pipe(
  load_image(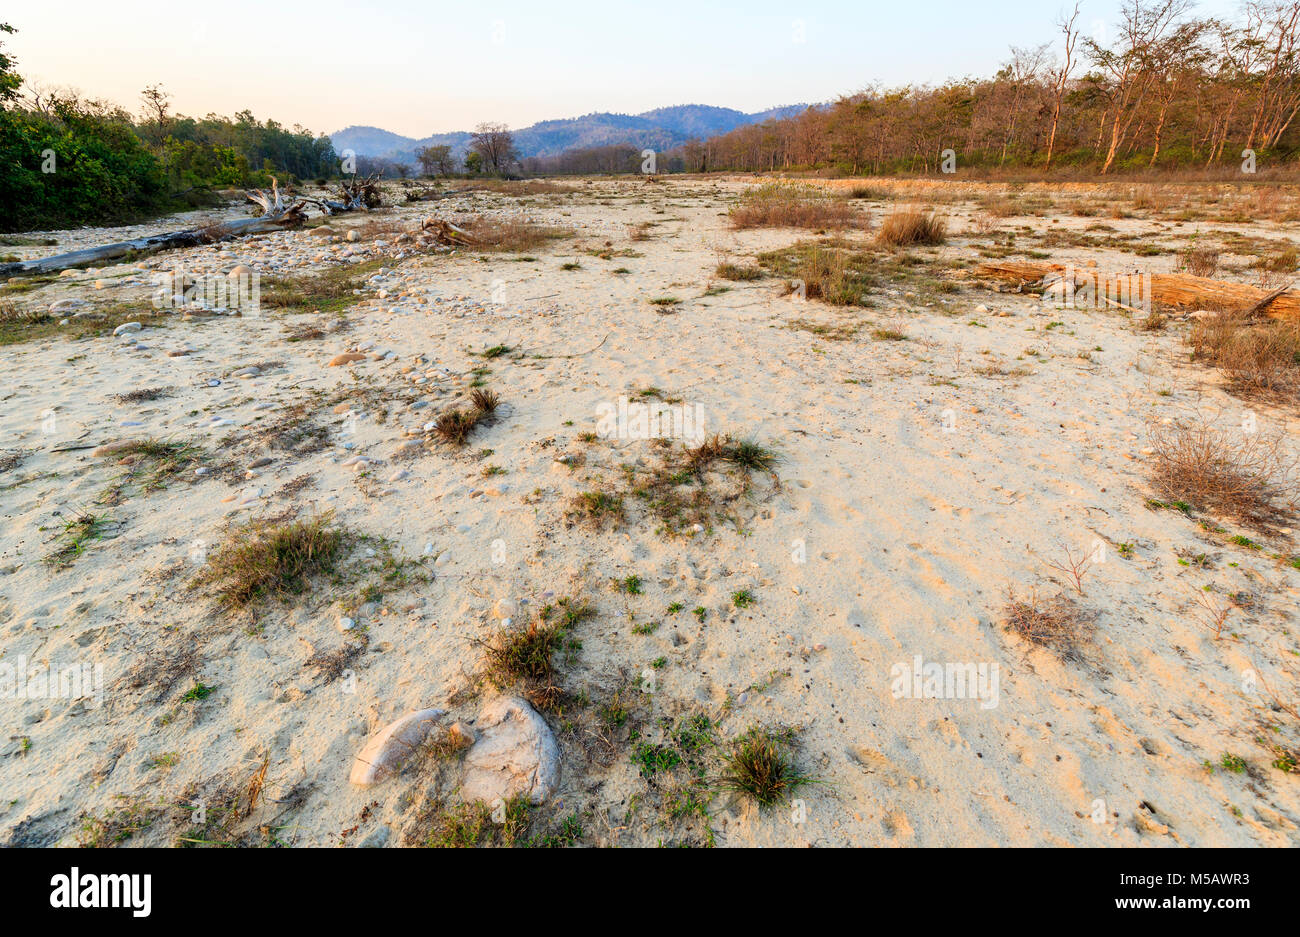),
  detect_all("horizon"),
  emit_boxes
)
[8,0,1243,139]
